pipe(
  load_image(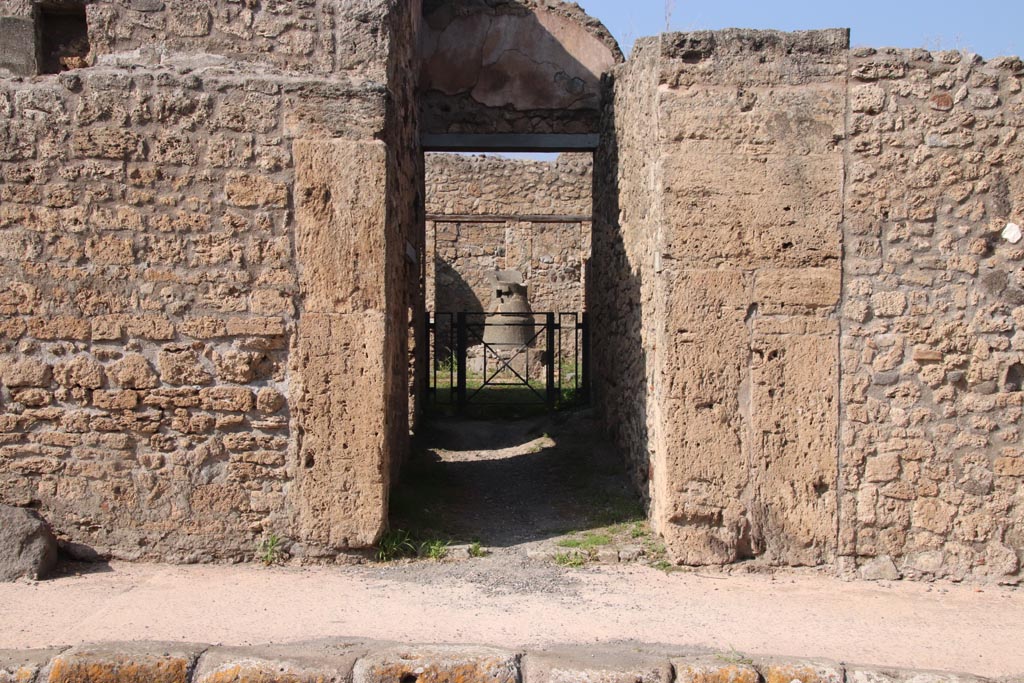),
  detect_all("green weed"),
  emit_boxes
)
[554,551,586,568]
[376,529,417,562]
[557,532,612,550]
[256,533,284,566]
[419,538,450,560]
[469,541,486,558]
